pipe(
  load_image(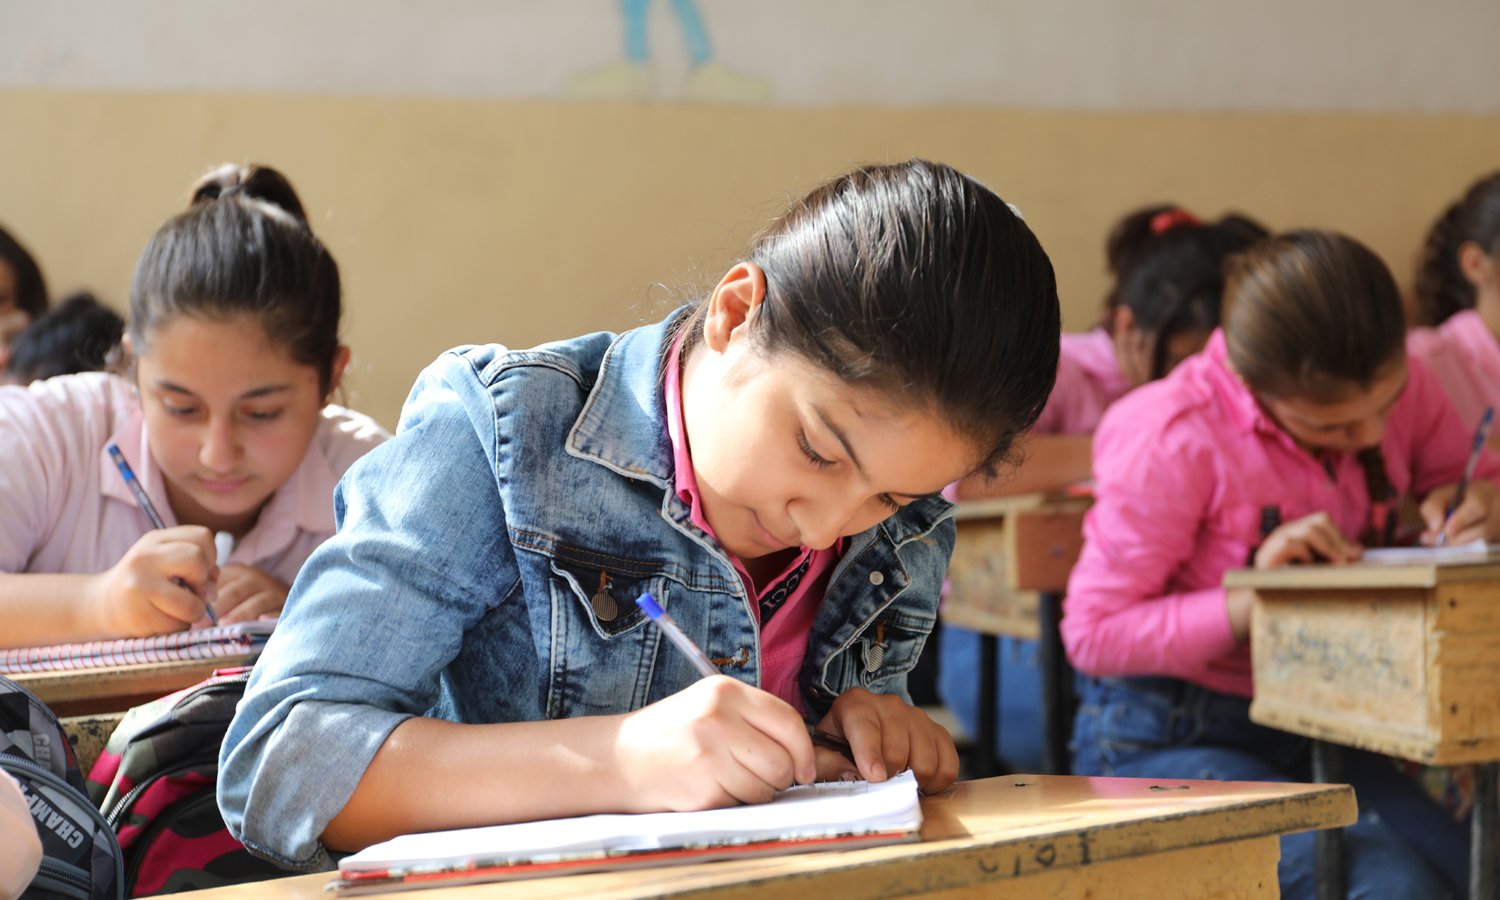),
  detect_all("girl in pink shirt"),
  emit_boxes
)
[0,165,388,649]
[1066,230,1499,899]
[940,206,1267,771]
[1407,171,1500,433]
